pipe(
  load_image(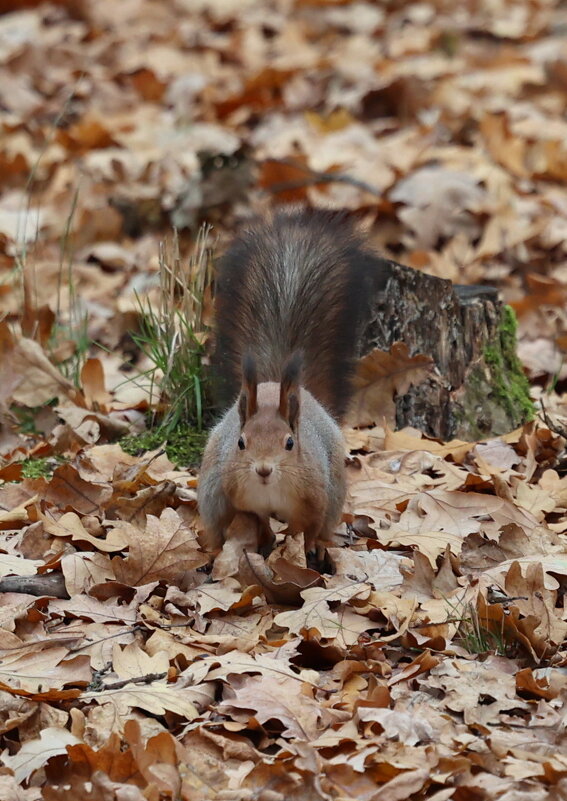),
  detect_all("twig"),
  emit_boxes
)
[0,572,68,598]
[539,396,567,439]
[101,671,168,691]
[261,157,383,198]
